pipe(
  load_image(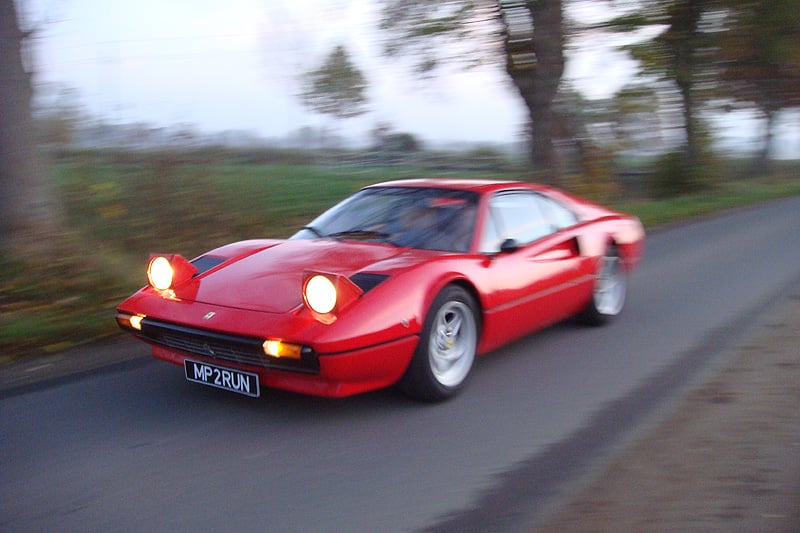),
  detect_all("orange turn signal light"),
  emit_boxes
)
[263,339,303,359]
